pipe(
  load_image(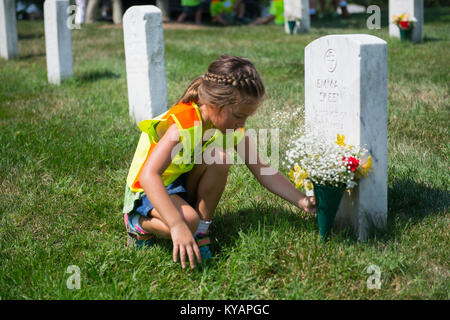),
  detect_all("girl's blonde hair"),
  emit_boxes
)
[177,55,265,109]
